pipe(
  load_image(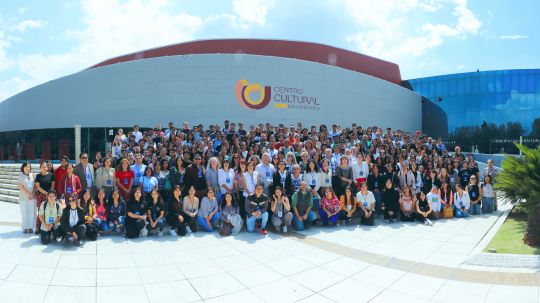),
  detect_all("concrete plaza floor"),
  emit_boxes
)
[0,201,538,303]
